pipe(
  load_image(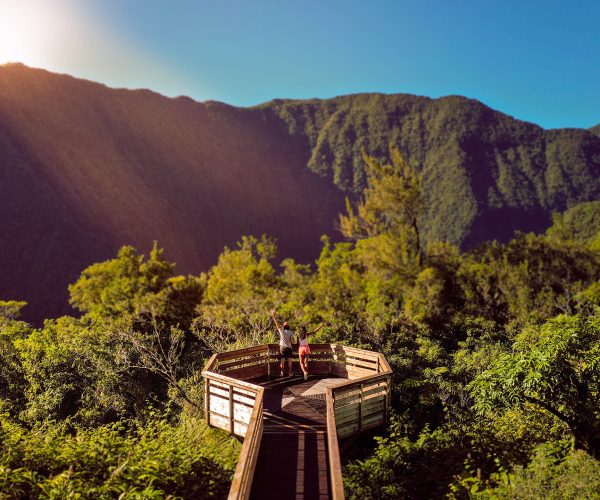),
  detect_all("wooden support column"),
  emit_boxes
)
[358,383,363,434]
[229,385,234,434]
[205,378,211,426]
